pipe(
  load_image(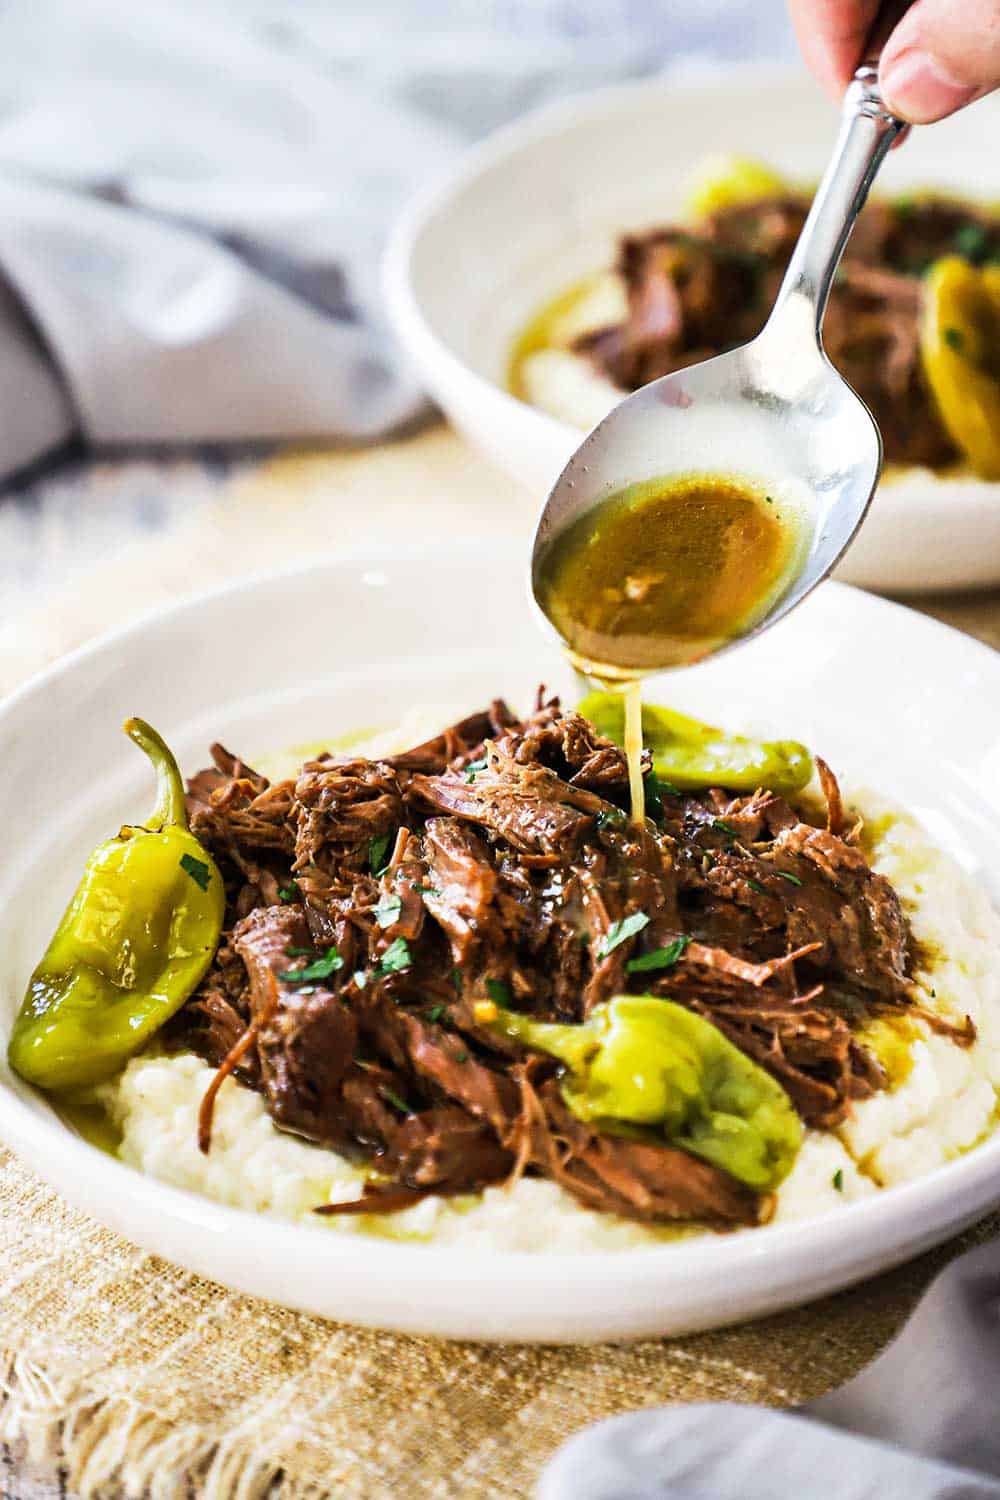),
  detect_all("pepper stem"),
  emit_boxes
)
[123,718,189,830]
